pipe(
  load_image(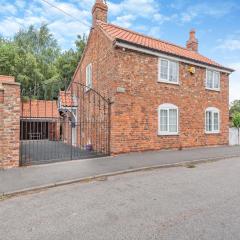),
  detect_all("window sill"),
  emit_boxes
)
[158,133,179,136]
[205,88,220,92]
[205,131,220,135]
[158,80,179,85]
